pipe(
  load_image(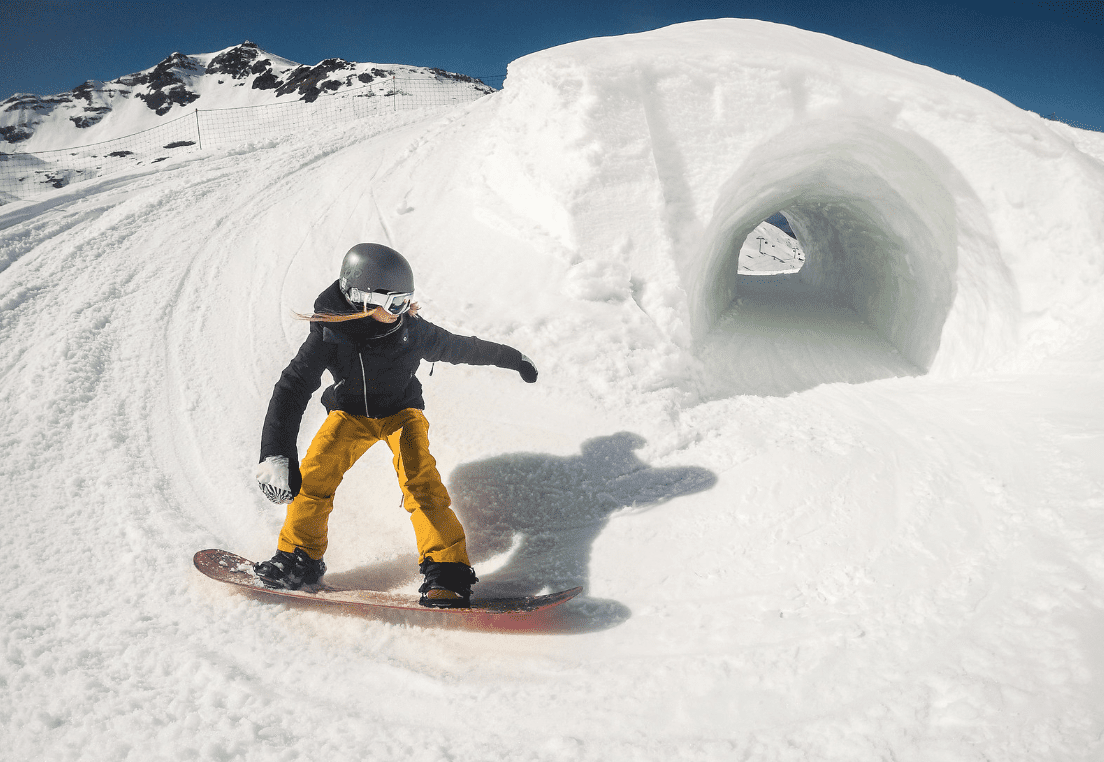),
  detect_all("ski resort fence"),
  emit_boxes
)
[0,74,497,204]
